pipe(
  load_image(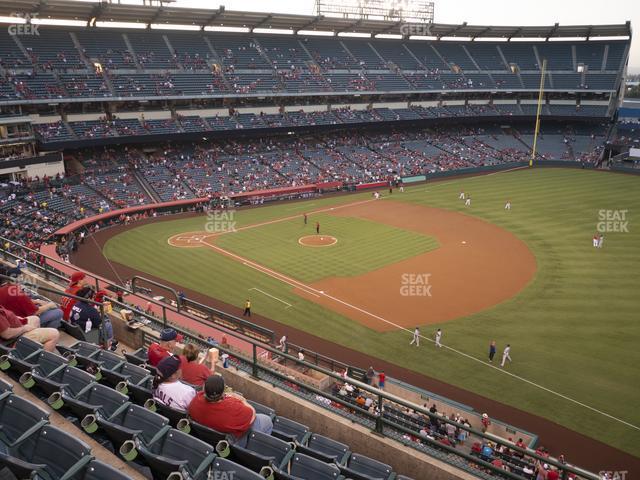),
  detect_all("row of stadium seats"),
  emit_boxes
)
[0,375,130,479]
[0,28,627,73]
[1,70,620,101]
[0,337,413,479]
[34,104,609,143]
